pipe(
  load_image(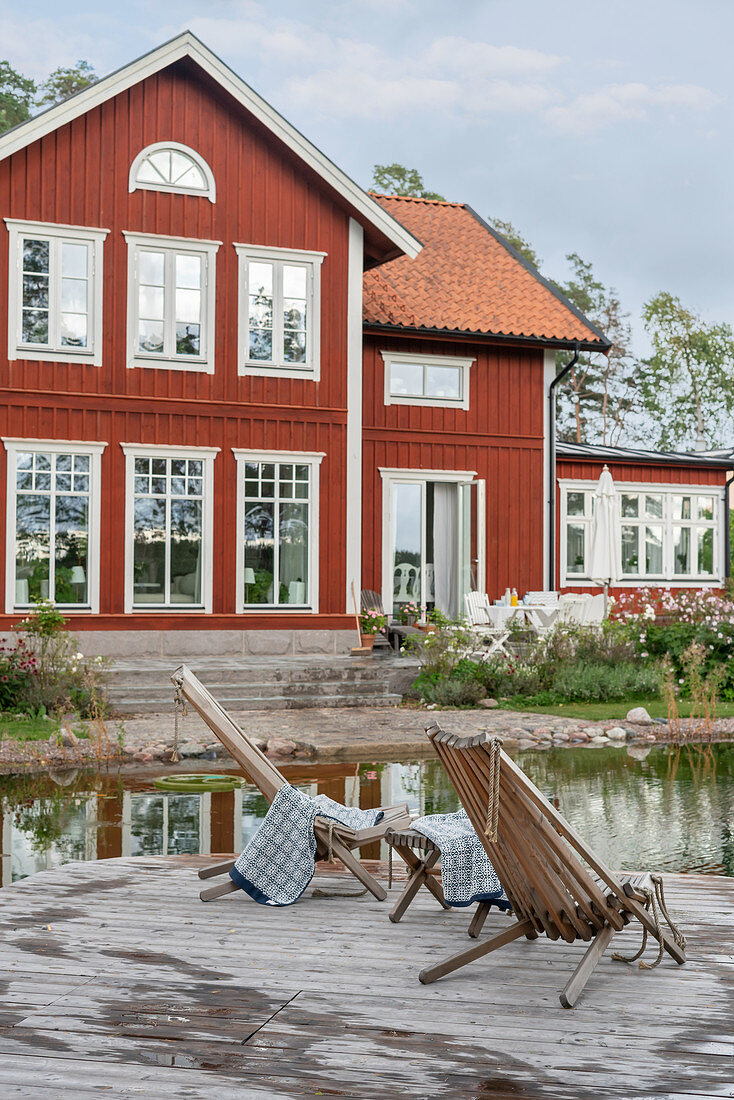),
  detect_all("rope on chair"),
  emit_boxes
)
[484,737,502,843]
[612,874,687,969]
[171,674,188,765]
